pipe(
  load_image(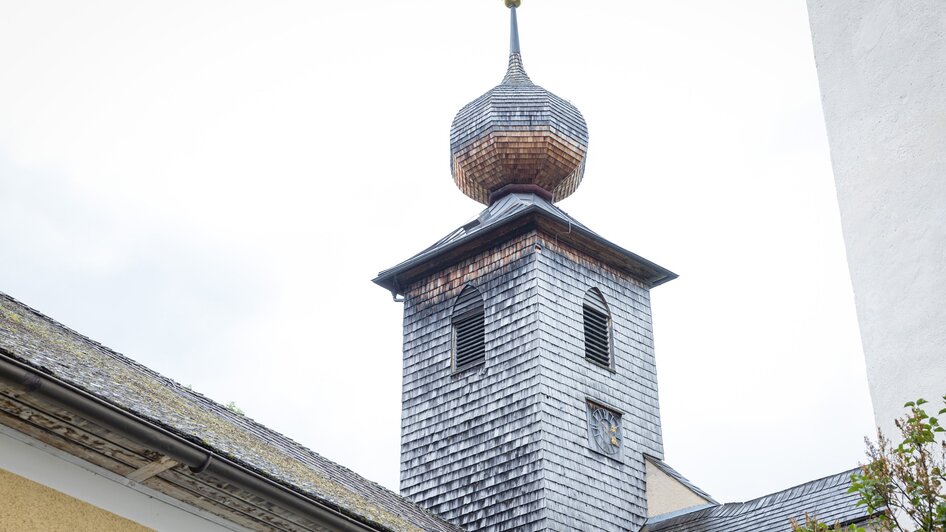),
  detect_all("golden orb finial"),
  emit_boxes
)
[505,0,521,8]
